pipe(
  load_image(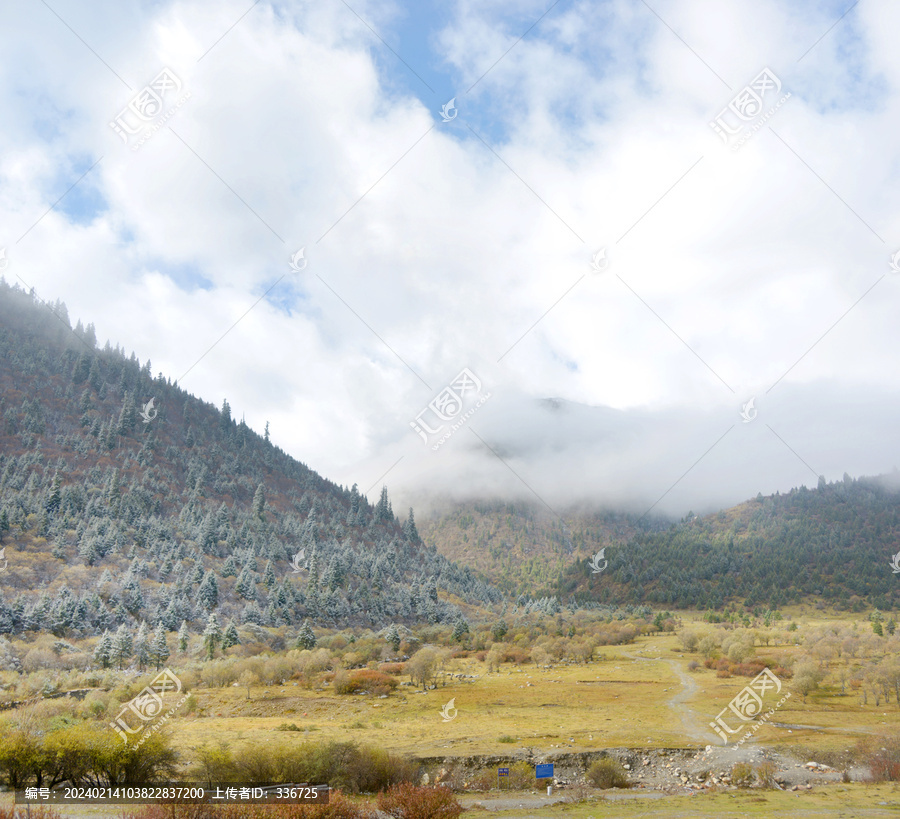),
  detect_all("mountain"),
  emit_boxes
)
[552,473,900,612]
[0,280,501,640]
[418,500,665,597]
